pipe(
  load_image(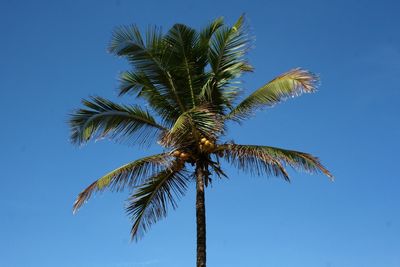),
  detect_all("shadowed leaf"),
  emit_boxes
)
[73,153,173,213]
[126,166,189,241]
[69,96,166,146]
